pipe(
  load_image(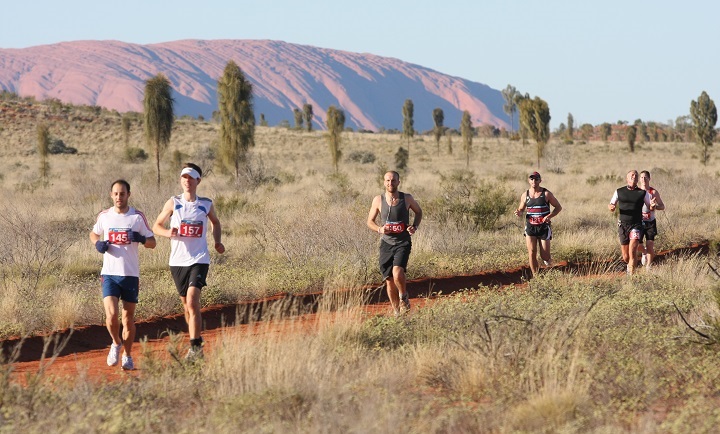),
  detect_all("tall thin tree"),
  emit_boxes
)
[567,113,574,142]
[501,85,519,132]
[690,91,718,165]
[460,110,473,168]
[402,99,414,154]
[626,124,637,152]
[37,123,50,181]
[217,60,255,179]
[293,108,304,130]
[519,97,551,168]
[303,103,313,132]
[432,108,444,155]
[143,74,175,186]
[326,105,345,172]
